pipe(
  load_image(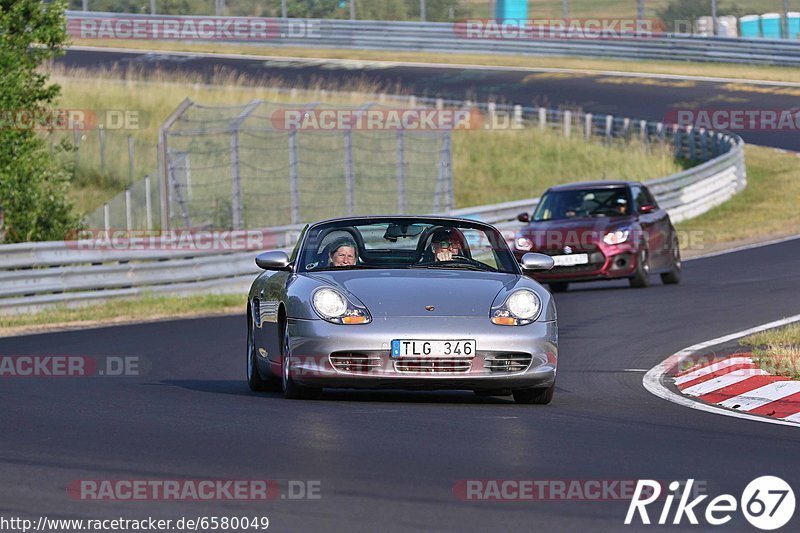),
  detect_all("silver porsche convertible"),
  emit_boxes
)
[246,216,559,404]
